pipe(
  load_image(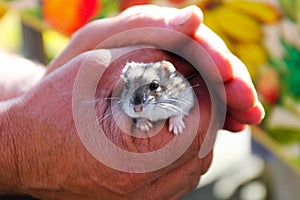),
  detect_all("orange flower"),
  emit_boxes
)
[43,0,100,35]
